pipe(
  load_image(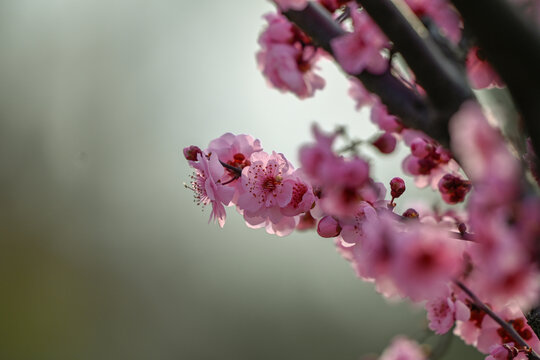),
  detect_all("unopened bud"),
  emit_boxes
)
[372,132,397,154]
[183,146,202,161]
[438,174,471,204]
[402,208,419,219]
[317,216,341,238]
[390,177,406,199]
